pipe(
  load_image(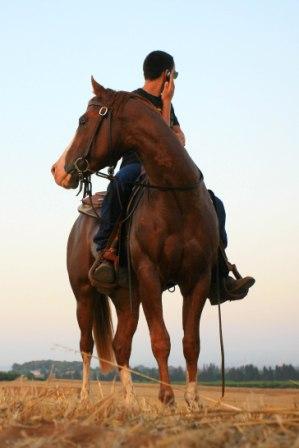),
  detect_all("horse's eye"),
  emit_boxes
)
[79,115,87,126]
